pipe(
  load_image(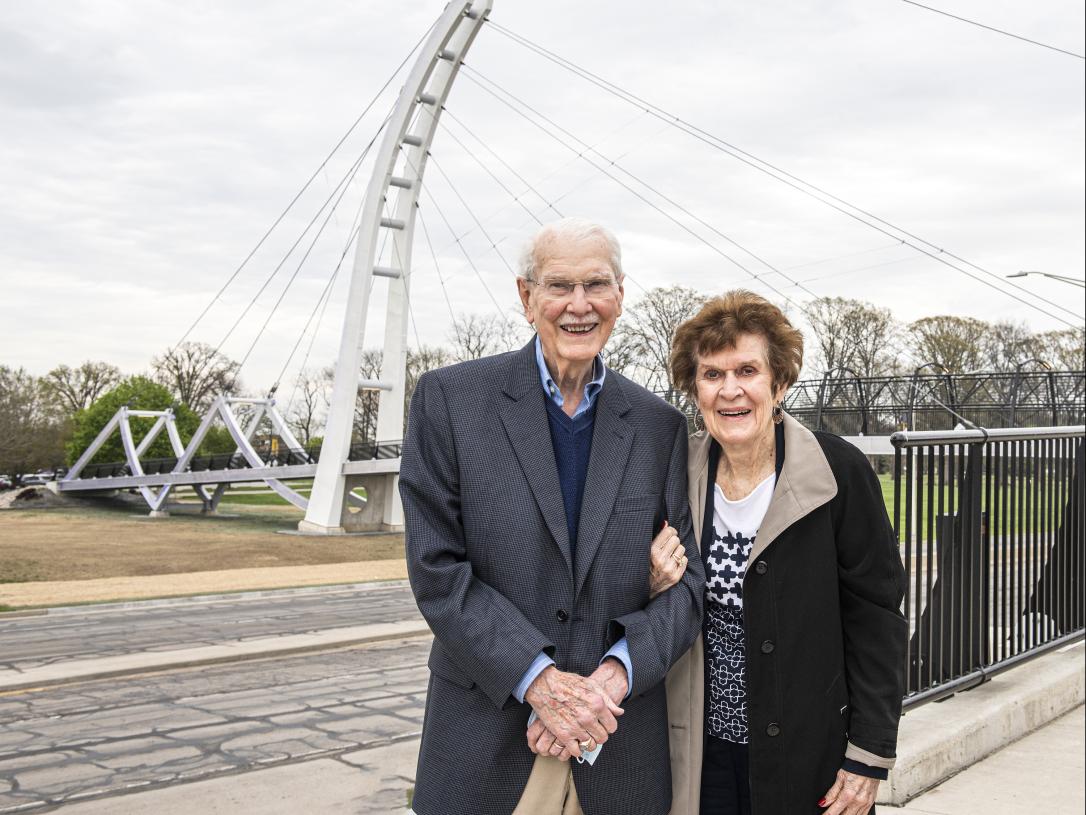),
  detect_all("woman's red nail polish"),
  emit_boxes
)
[818,799,827,807]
